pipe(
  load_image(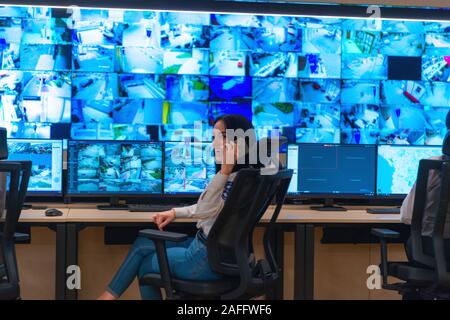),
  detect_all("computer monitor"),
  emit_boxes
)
[67,140,163,196]
[7,139,63,195]
[287,144,376,207]
[164,141,216,195]
[376,145,442,197]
